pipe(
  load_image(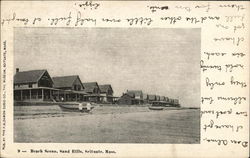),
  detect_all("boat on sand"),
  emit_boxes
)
[57,102,94,112]
[148,106,164,110]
